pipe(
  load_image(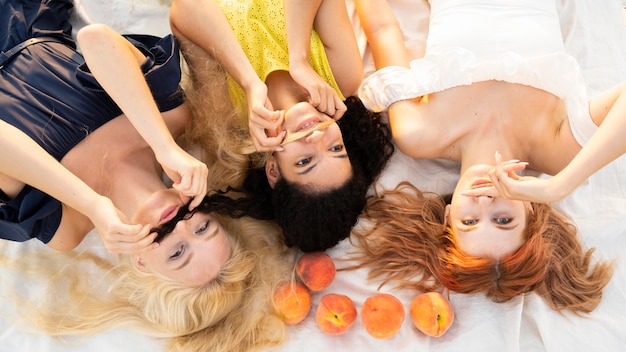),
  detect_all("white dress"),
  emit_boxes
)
[358,0,596,146]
